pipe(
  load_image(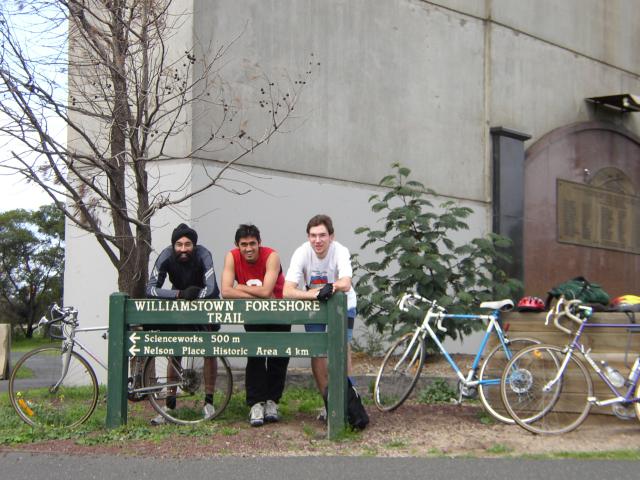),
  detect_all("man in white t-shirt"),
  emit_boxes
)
[283,214,356,406]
